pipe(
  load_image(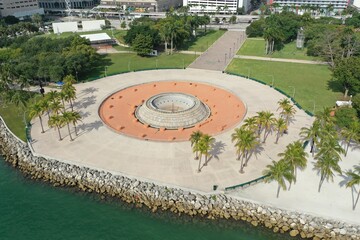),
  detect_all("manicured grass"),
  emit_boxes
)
[180,30,226,52]
[82,53,197,81]
[226,59,343,113]
[0,94,42,141]
[112,45,131,51]
[238,38,319,61]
